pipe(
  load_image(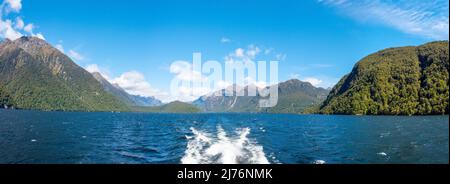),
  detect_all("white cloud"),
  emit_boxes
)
[55,44,64,53]
[225,45,260,64]
[300,76,339,88]
[17,22,45,40]
[220,37,231,43]
[319,0,449,39]
[244,77,267,89]
[221,44,284,89]
[4,0,22,12]
[225,44,286,65]
[0,0,44,40]
[21,23,45,40]
[85,64,109,78]
[112,71,151,95]
[264,48,274,55]
[167,59,269,102]
[290,73,338,88]
[217,80,232,90]
[170,60,211,102]
[289,73,300,79]
[246,45,261,58]
[275,53,287,61]
[86,44,286,103]
[23,23,32,33]
[33,33,44,40]
[170,61,208,82]
[303,77,323,87]
[111,71,169,101]
[14,17,23,29]
[84,64,170,102]
[85,64,100,73]
[0,19,22,40]
[68,50,84,61]
[234,48,245,57]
